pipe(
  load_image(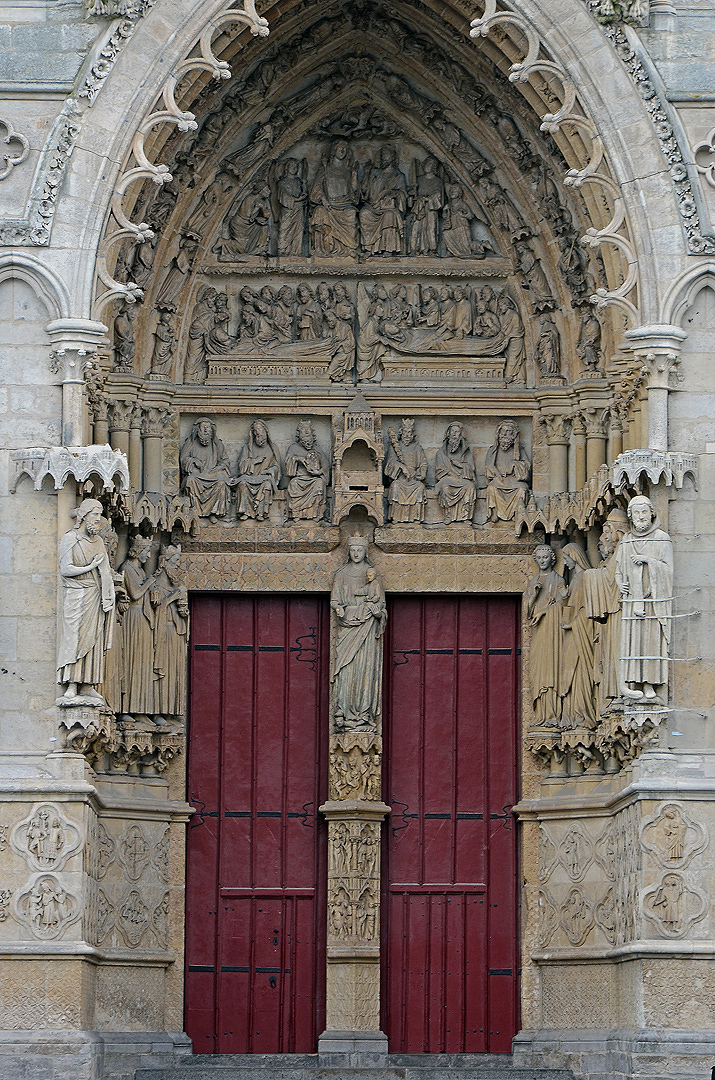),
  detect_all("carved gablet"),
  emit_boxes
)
[319,537,390,1063]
